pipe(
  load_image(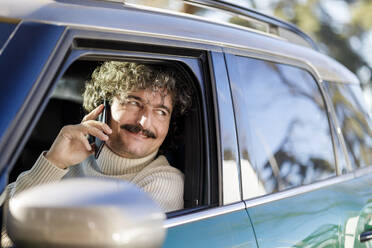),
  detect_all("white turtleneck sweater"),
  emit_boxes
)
[8,145,184,212]
[1,146,184,247]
